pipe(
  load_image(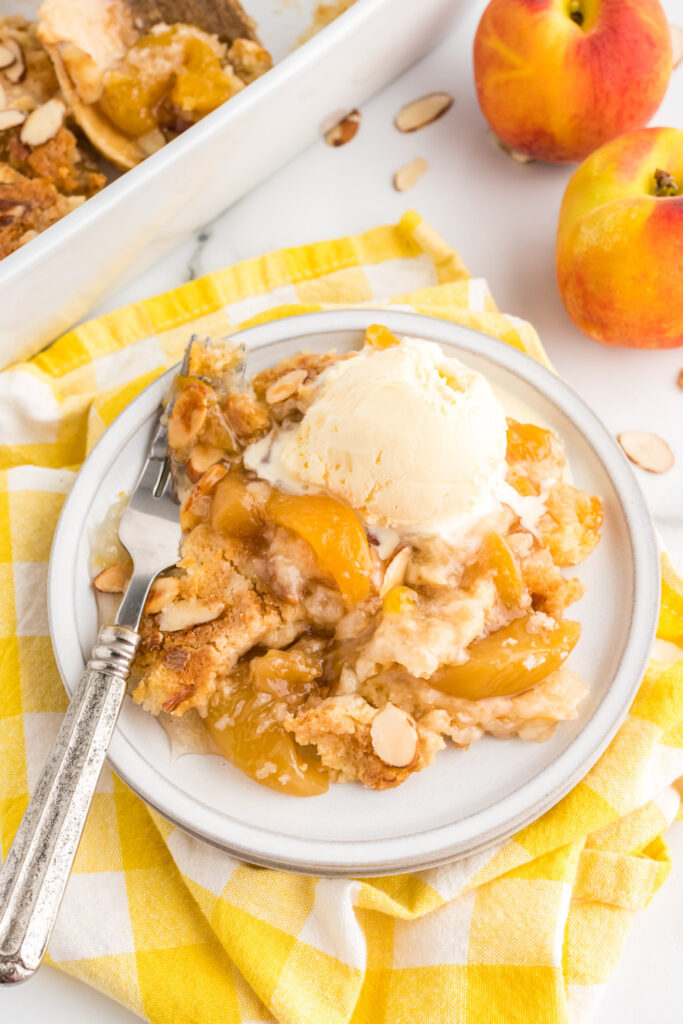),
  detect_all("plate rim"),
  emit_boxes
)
[48,309,660,874]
